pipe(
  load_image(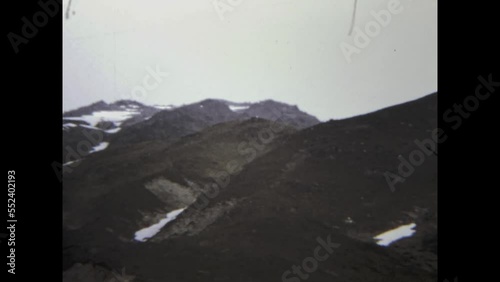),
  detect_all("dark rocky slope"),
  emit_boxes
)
[63,93,437,282]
